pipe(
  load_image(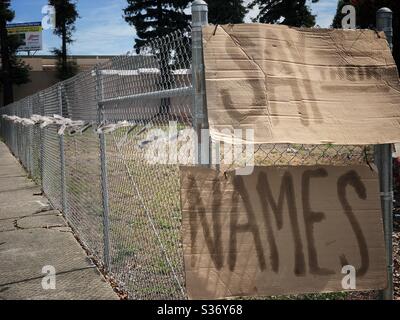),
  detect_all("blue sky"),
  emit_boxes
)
[11,0,338,56]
